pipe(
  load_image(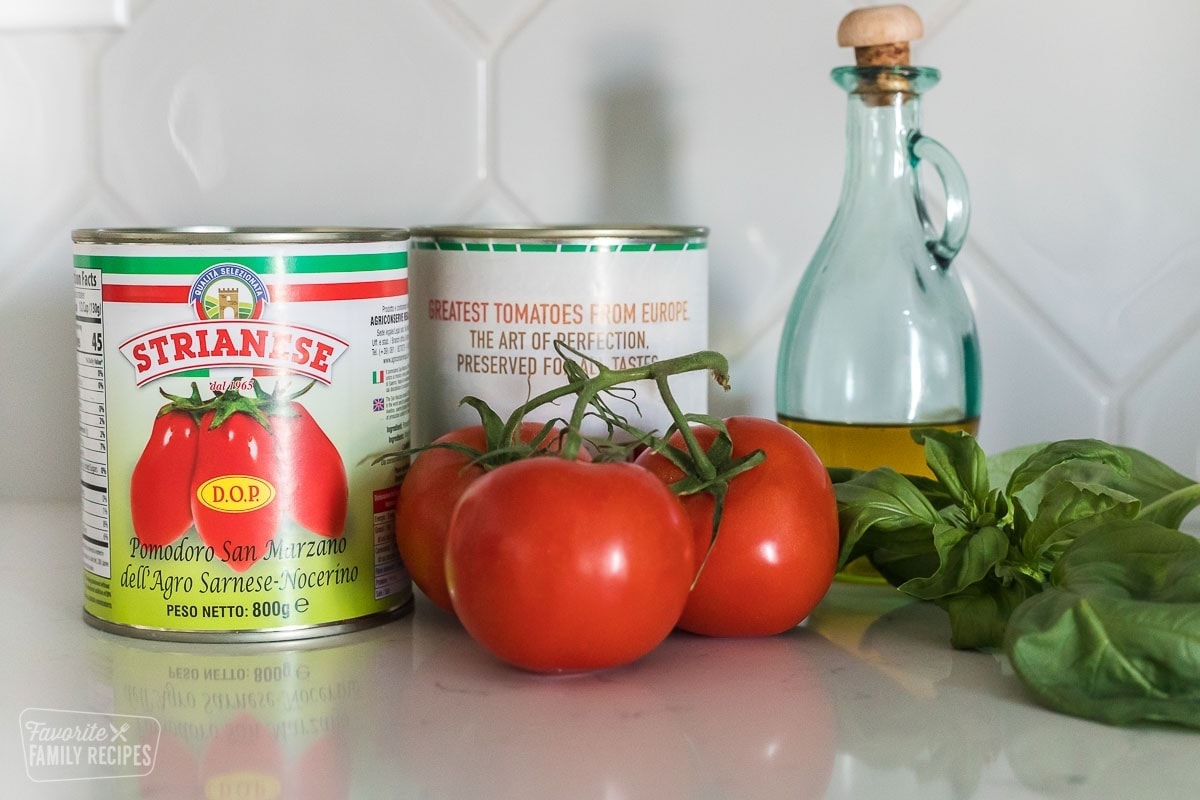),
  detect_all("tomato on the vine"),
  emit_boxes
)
[635,416,839,637]
[395,422,585,613]
[445,458,695,672]
[130,409,199,547]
